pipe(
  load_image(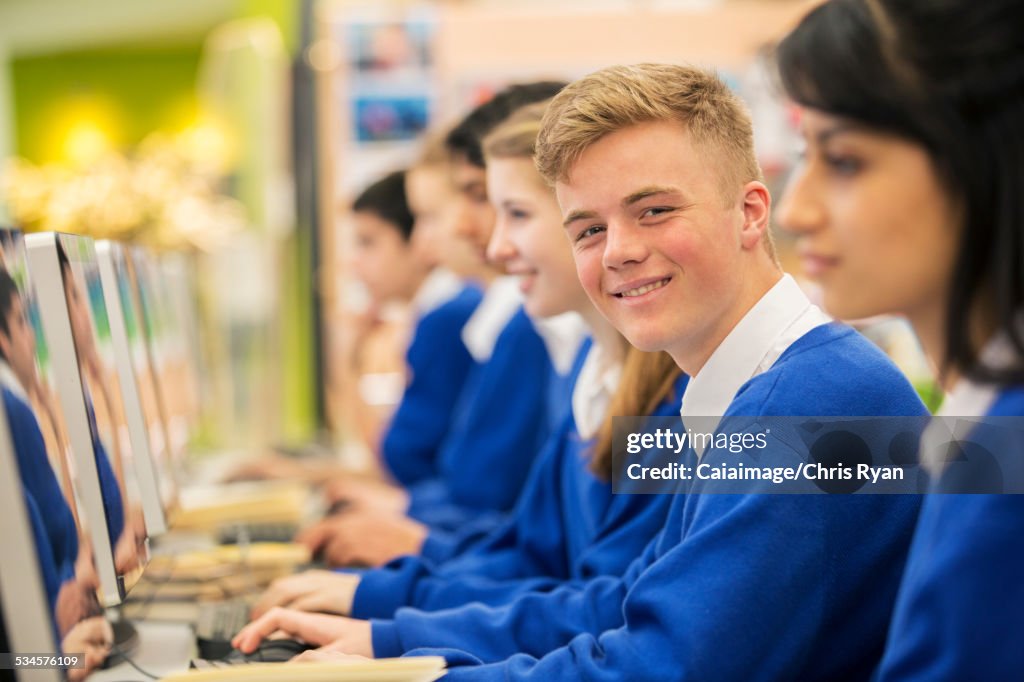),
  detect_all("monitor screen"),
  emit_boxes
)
[97,241,179,535]
[24,232,150,606]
